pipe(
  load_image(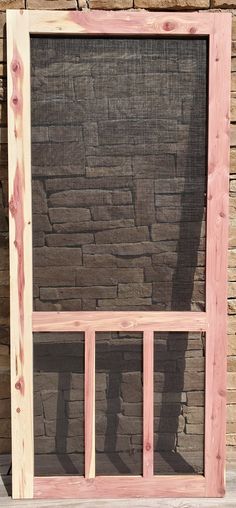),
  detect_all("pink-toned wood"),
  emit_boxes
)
[28,10,215,36]
[32,311,208,332]
[143,330,154,478]
[205,13,231,498]
[85,329,95,479]
[34,475,206,499]
[7,9,33,499]
[6,9,231,500]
